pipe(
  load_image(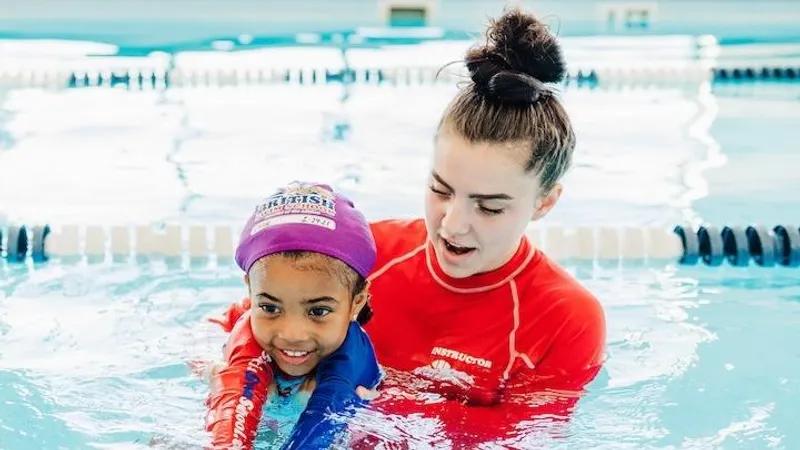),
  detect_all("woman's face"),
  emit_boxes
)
[246,255,366,377]
[424,128,562,278]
